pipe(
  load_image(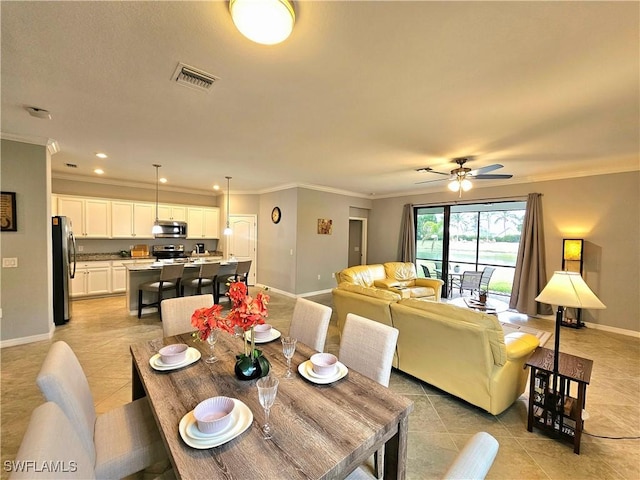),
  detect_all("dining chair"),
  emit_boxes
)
[182,262,220,296]
[10,401,96,479]
[442,431,499,479]
[288,297,332,352]
[161,294,214,337]
[339,313,399,479]
[138,263,185,319]
[214,262,238,303]
[35,341,168,480]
